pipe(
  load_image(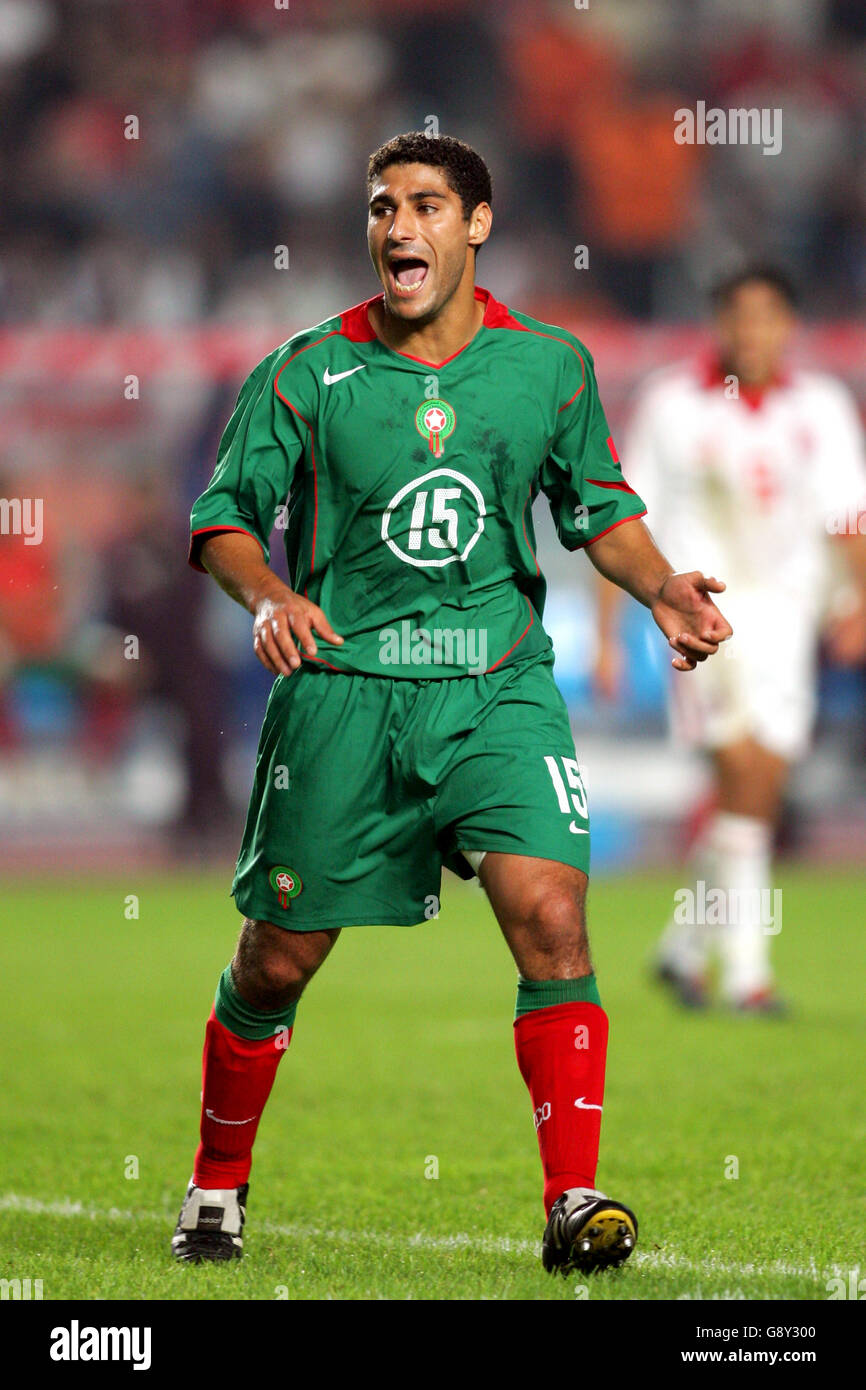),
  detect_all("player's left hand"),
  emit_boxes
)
[651,571,733,671]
